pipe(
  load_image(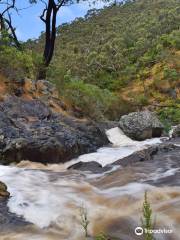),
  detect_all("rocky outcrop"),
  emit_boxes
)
[12,78,59,99]
[0,96,109,164]
[172,125,180,138]
[119,111,164,141]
